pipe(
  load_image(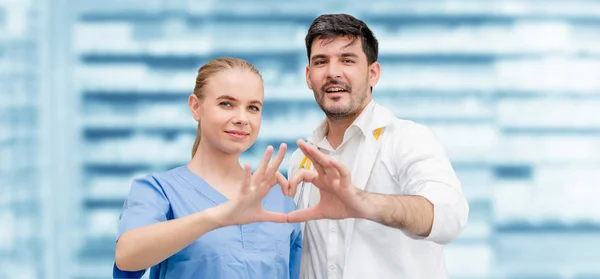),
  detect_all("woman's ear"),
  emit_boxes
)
[188,94,202,122]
